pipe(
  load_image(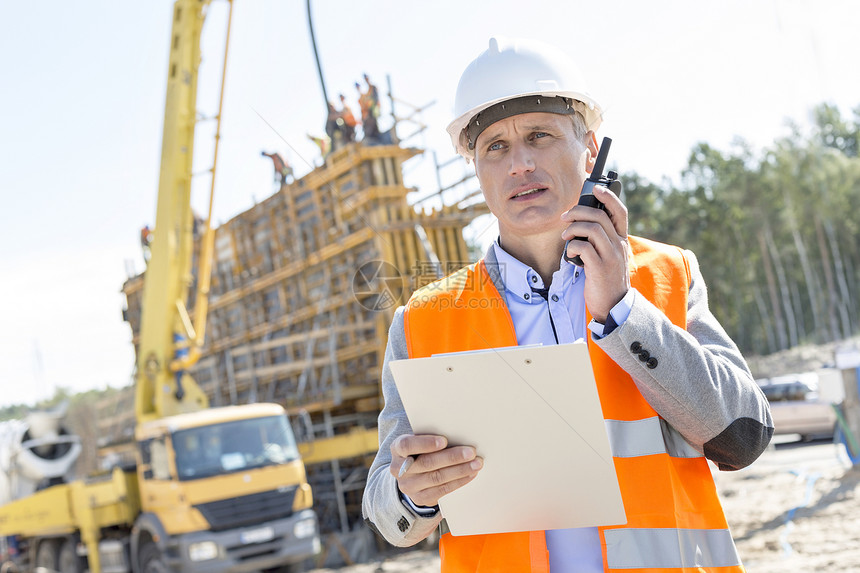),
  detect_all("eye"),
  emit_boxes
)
[533,131,549,139]
[487,141,505,152]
